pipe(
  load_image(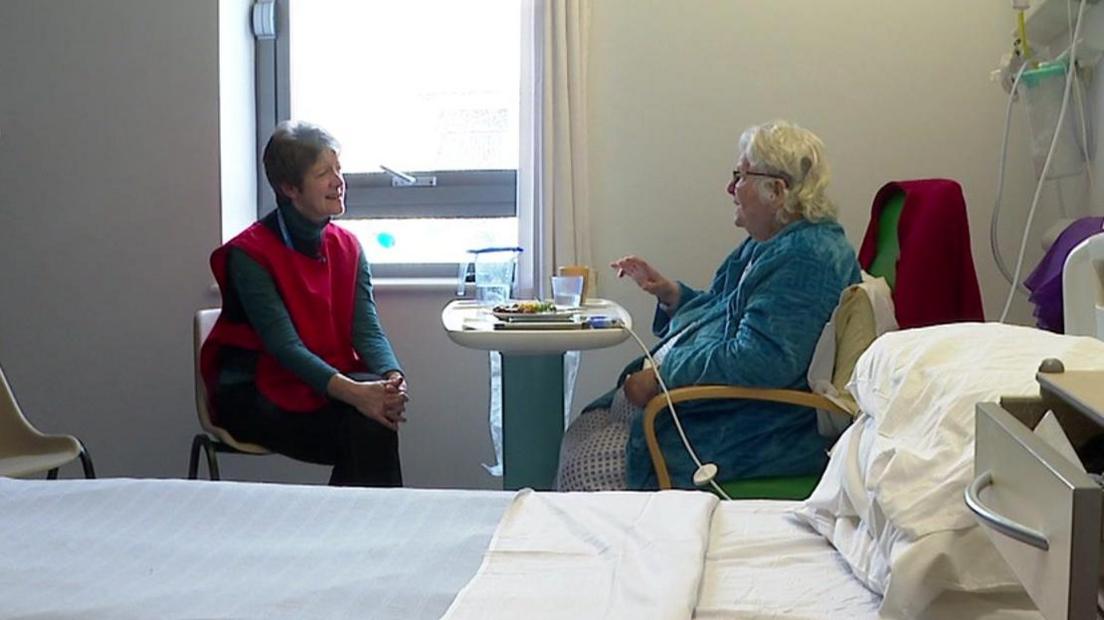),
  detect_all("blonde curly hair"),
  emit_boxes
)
[737,120,836,223]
